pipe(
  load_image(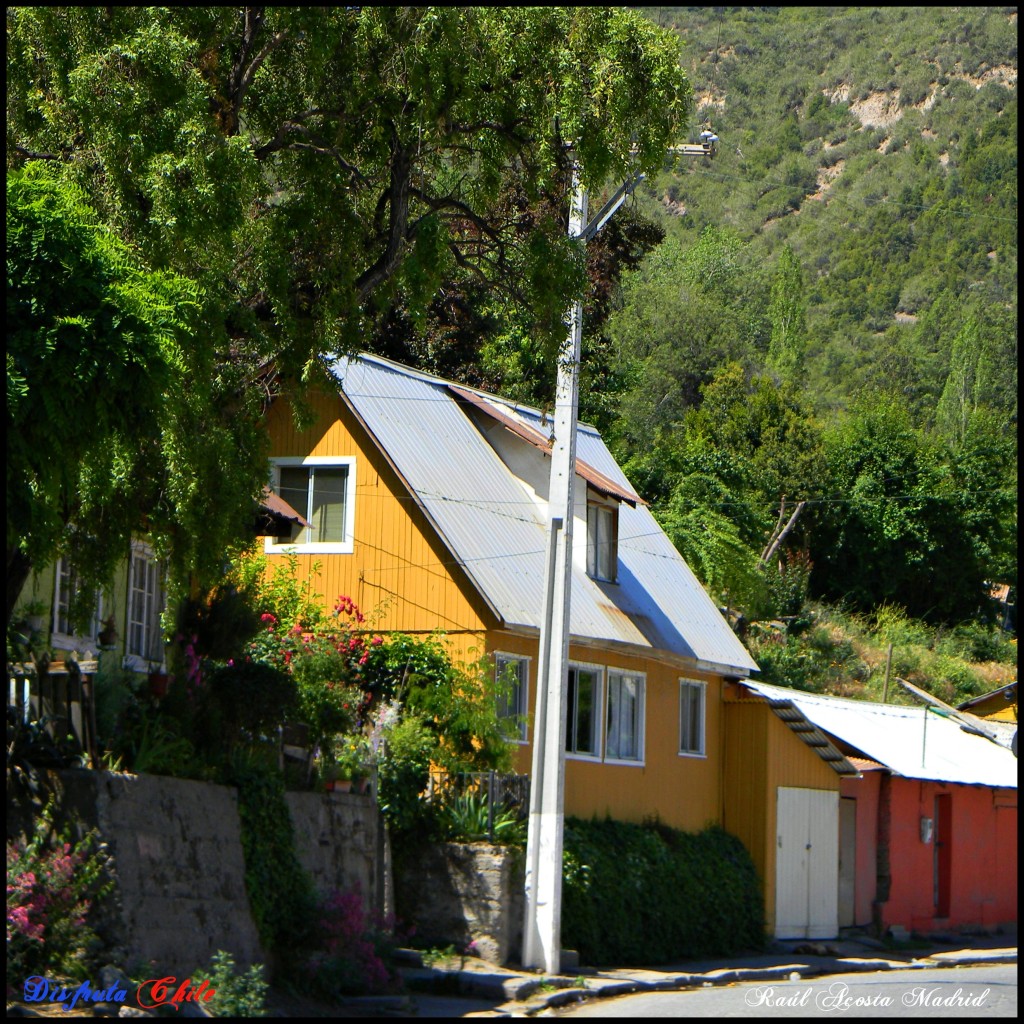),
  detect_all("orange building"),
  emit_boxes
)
[733,681,1018,939]
[263,353,758,835]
